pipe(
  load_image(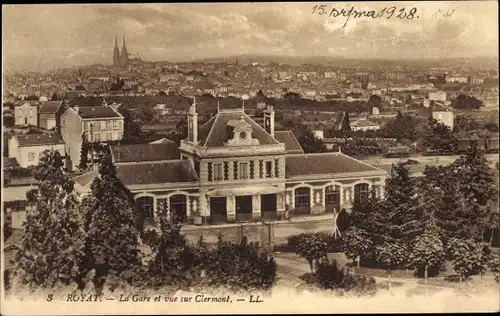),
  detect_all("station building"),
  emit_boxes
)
[74,100,387,230]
